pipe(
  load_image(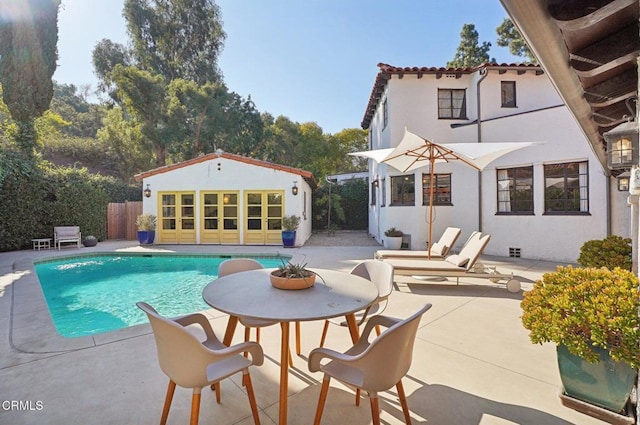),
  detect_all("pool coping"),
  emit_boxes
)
[9,250,293,355]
